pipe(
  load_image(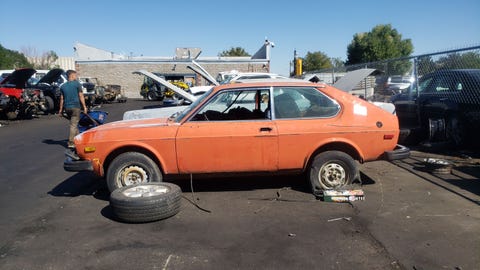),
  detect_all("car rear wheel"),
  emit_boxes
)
[309,151,358,195]
[110,182,181,223]
[106,152,163,193]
